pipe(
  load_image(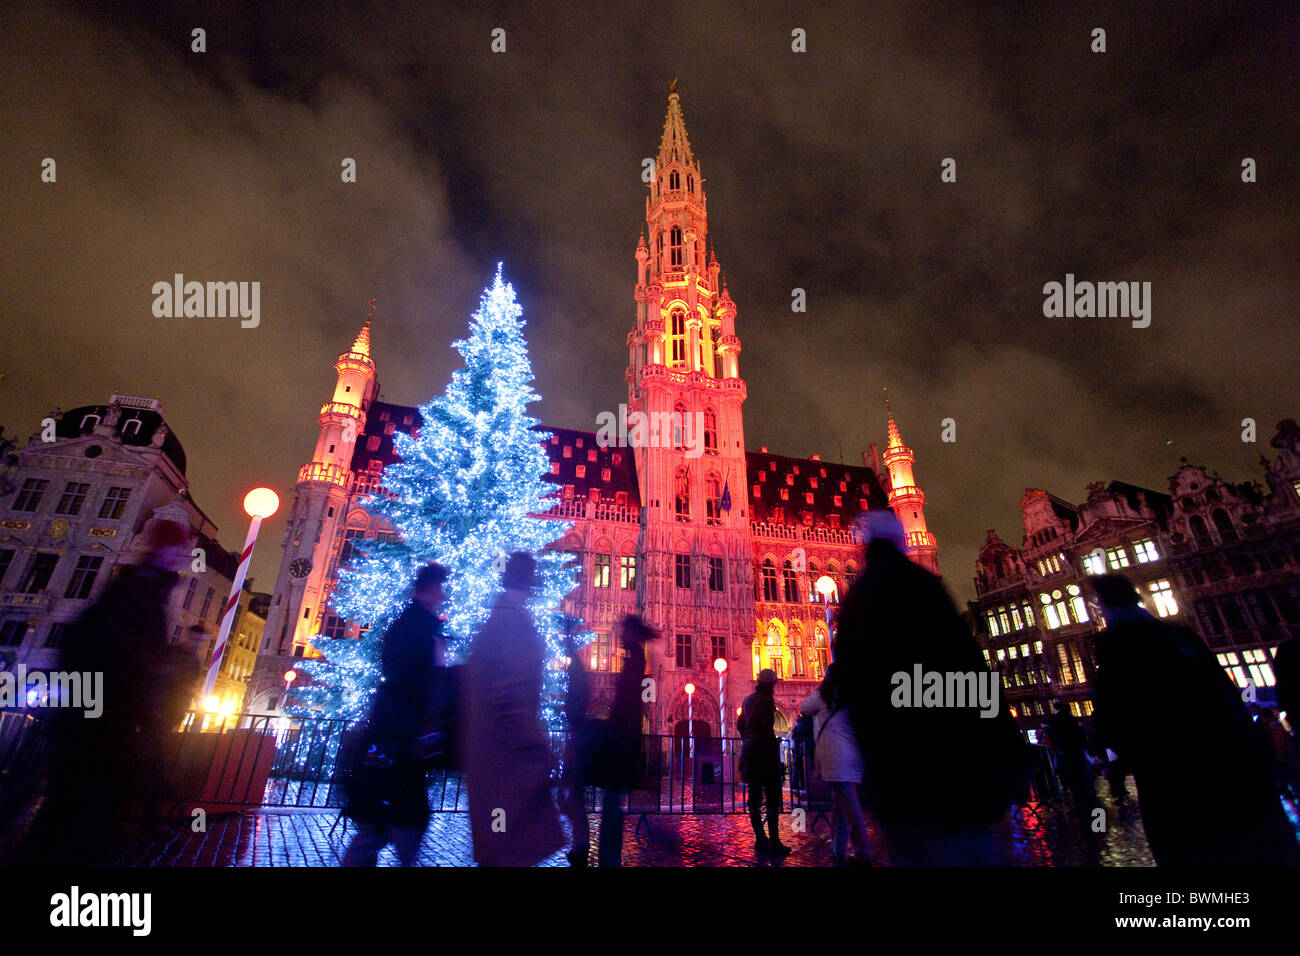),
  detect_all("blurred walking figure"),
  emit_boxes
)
[799,663,871,865]
[23,517,193,865]
[560,621,592,866]
[1090,573,1300,866]
[1045,701,1096,814]
[591,614,656,866]
[739,668,792,857]
[462,552,563,867]
[1255,707,1300,800]
[834,510,1027,866]
[342,563,449,866]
